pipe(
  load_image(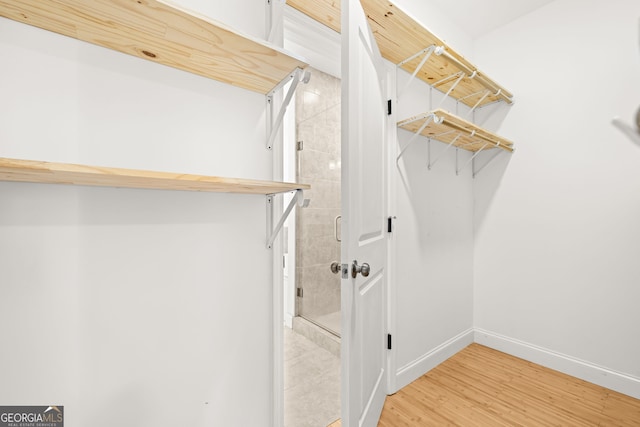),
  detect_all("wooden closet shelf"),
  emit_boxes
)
[0,158,310,194]
[287,0,341,34]
[398,109,514,153]
[287,0,512,108]
[0,0,308,94]
[362,0,512,108]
